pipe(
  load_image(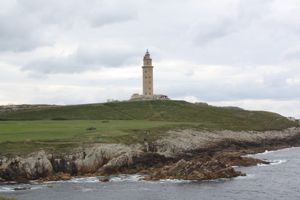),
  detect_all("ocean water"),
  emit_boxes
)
[1,147,300,200]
